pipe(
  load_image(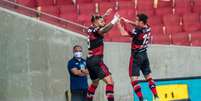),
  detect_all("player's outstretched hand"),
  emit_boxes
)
[104,8,113,16]
[121,17,137,25]
[111,12,120,25]
[121,17,130,23]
